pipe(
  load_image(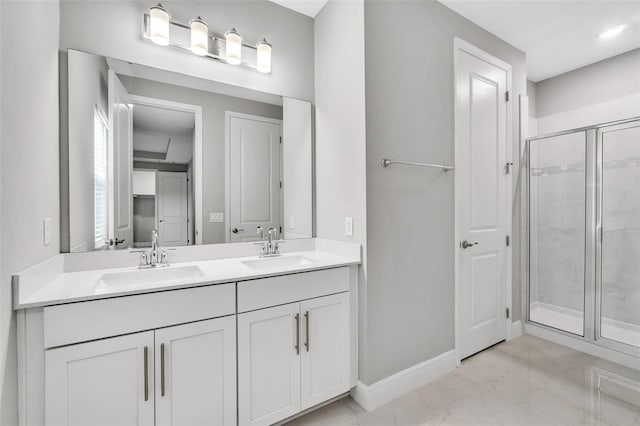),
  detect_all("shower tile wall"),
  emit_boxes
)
[530,132,586,325]
[601,125,640,331]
